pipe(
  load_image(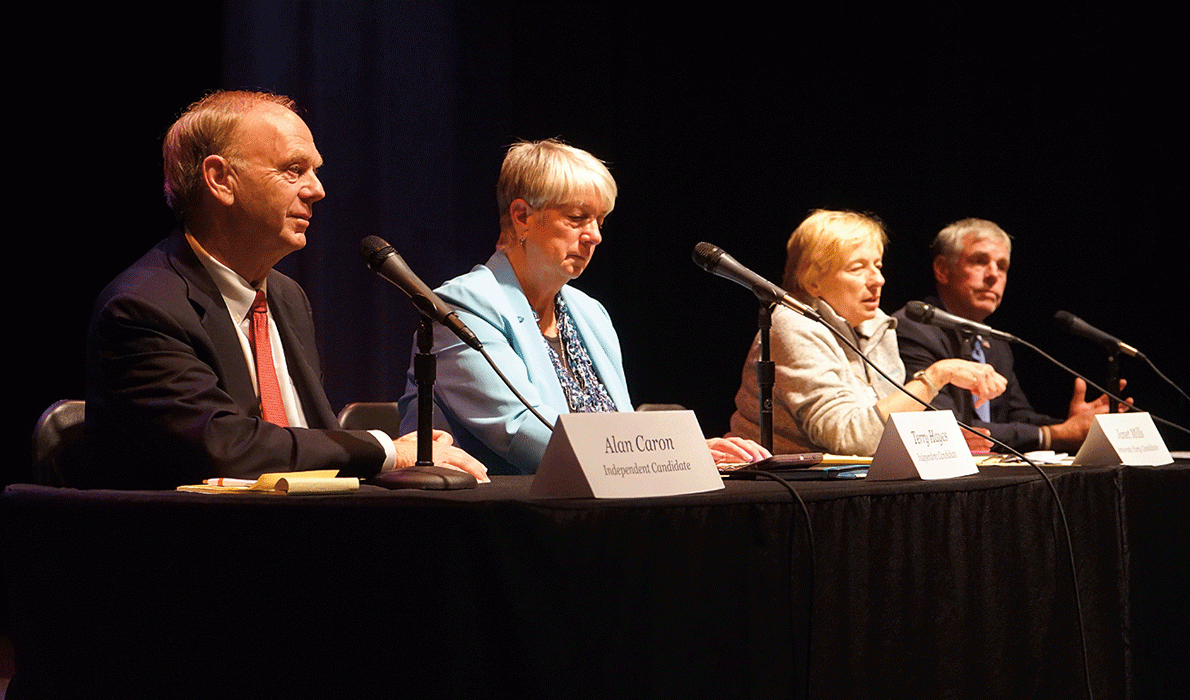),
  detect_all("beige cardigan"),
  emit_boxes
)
[729,298,904,456]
